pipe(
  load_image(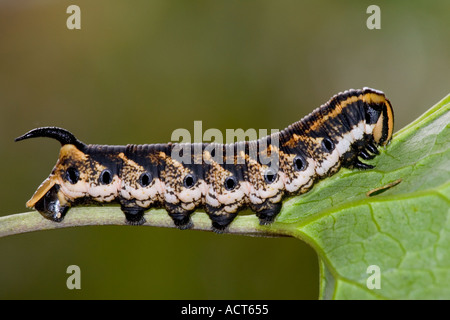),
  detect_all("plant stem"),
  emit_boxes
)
[0,206,289,238]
